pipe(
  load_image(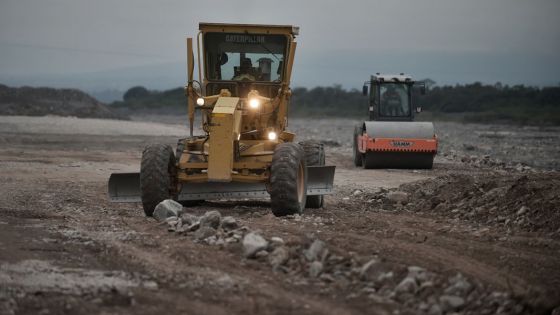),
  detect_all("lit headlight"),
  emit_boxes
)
[196,97,205,106]
[249,98,260,109]
[268,131,277,140]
